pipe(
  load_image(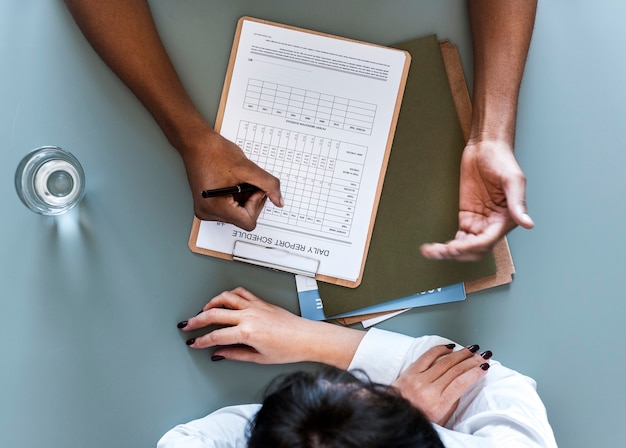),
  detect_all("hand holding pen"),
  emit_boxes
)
[180,130,283,231]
